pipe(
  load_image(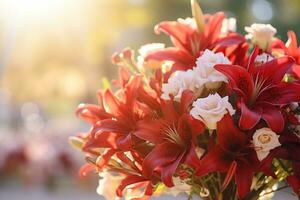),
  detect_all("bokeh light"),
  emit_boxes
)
[251,0,273,21]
